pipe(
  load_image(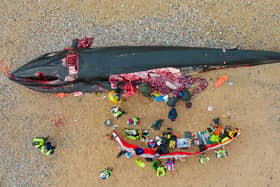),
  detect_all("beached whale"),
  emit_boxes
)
[9,38,280,93]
